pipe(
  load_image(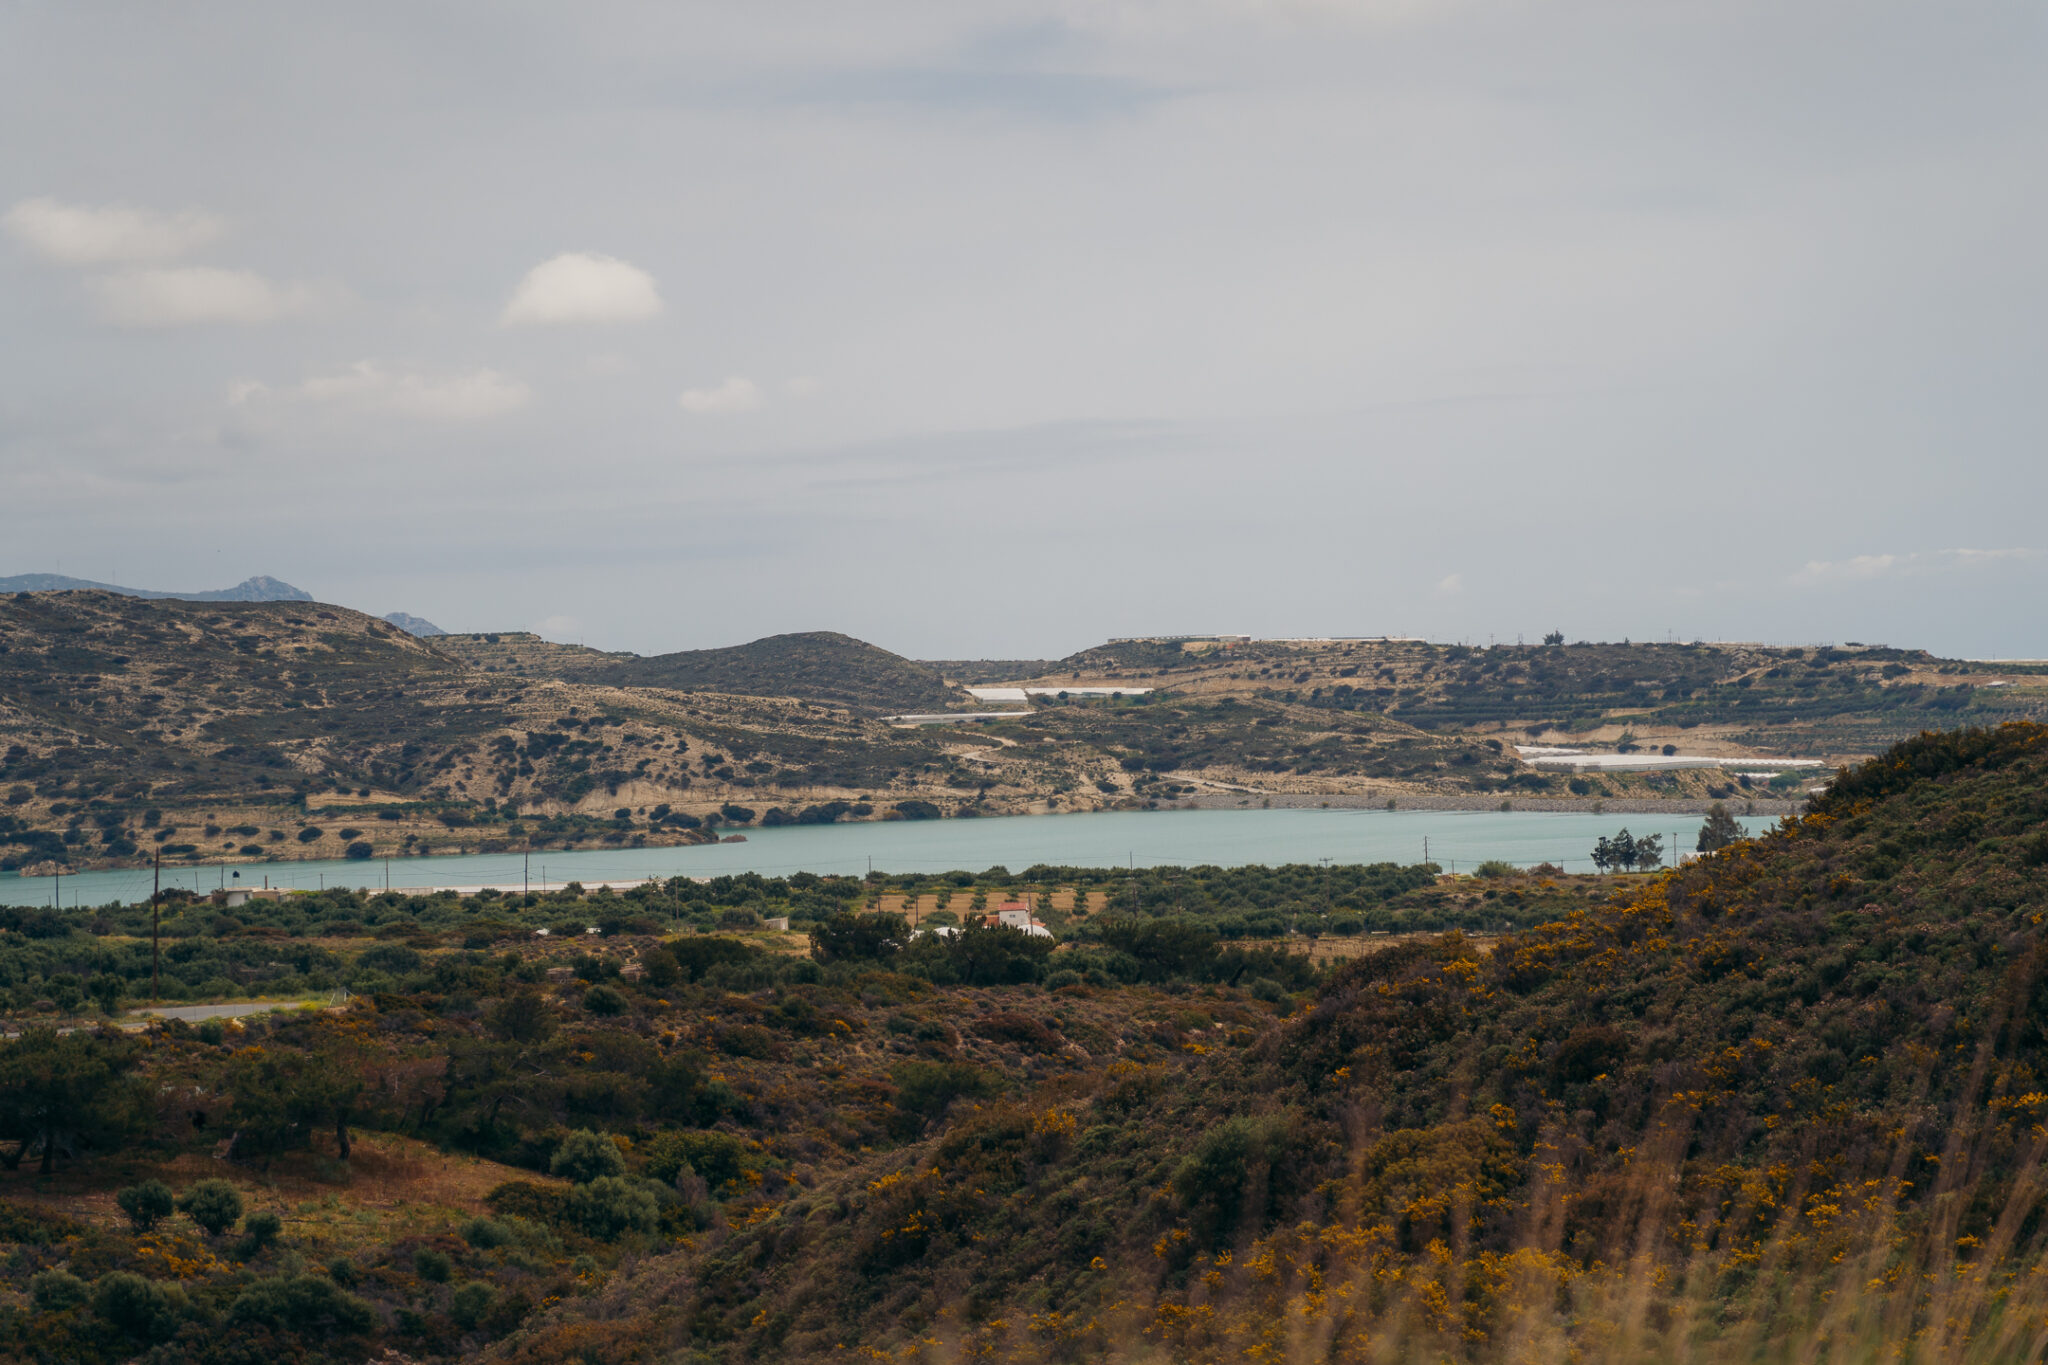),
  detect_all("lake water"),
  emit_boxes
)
[4,807,1774,909]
